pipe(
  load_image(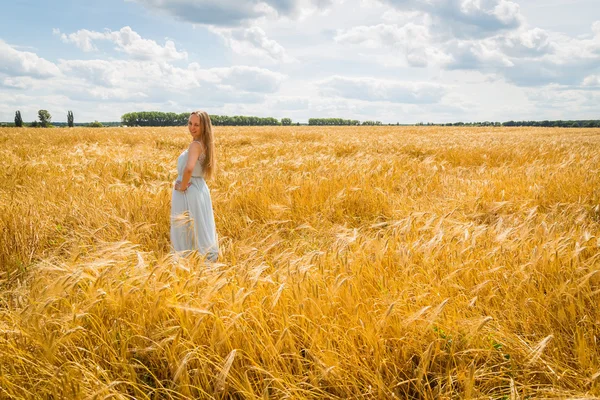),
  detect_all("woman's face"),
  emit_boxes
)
[188,114,201,136]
